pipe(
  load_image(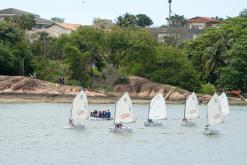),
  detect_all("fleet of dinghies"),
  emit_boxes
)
[68,90,230,135]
